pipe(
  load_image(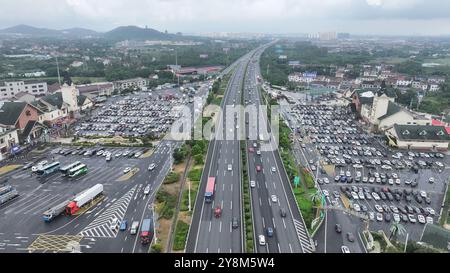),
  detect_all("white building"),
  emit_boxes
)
[429,84,440,92]
[0,125,20,161]
[395,79,412,87]
[365,92,431,132]
[24,71,46,78]
[70,61,84,67]
[0,80,48,100]
[113,77,148,91]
